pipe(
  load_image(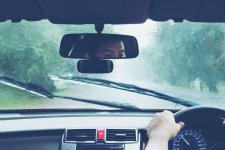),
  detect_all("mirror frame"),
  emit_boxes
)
[59,33,139,59]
